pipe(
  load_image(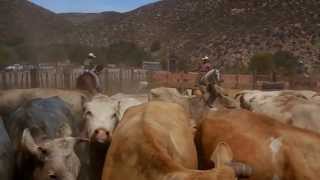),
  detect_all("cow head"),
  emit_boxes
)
[21,128,87,180]
[81,95,119,145]
[234,90,265,111]
[149,87,209,126]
